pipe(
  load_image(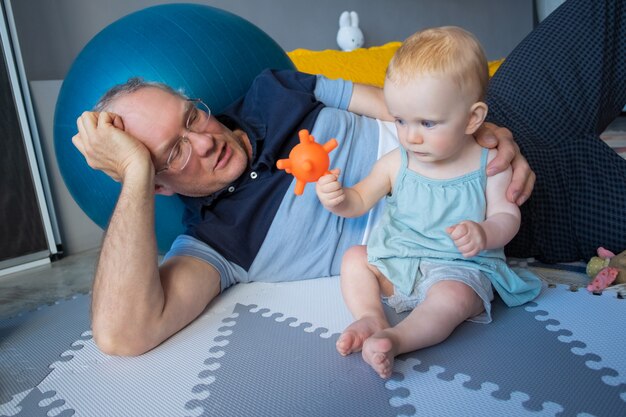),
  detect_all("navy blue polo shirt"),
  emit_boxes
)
[178,69,325,270]
[166,70,382,286]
